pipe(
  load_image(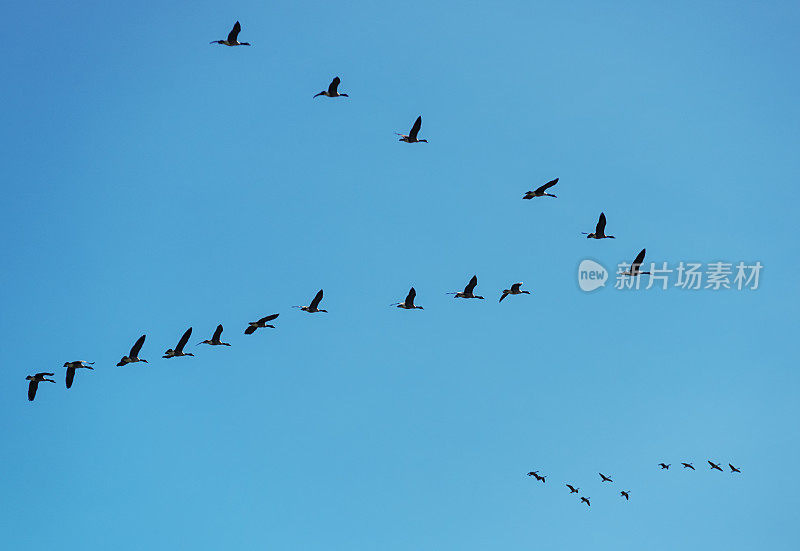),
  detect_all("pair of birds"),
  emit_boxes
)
[448,275,531,303]
[660,462,741,473]
[25,360,96,400]
[390,279,530,308]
